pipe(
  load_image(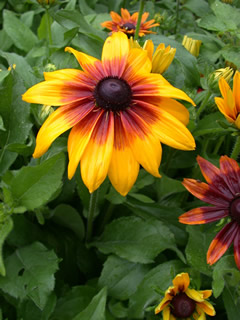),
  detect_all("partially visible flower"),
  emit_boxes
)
[101,8,159,37]
[40,105,54,121]
[129,39,176,74]
[182,35,202,57]
[179,155,240,270]
[8,64,16,71]
[22,32,195,196]
[208,67,233,91]
[37,0,55,5]
[155,272,215,319]
[215,71,240,129]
